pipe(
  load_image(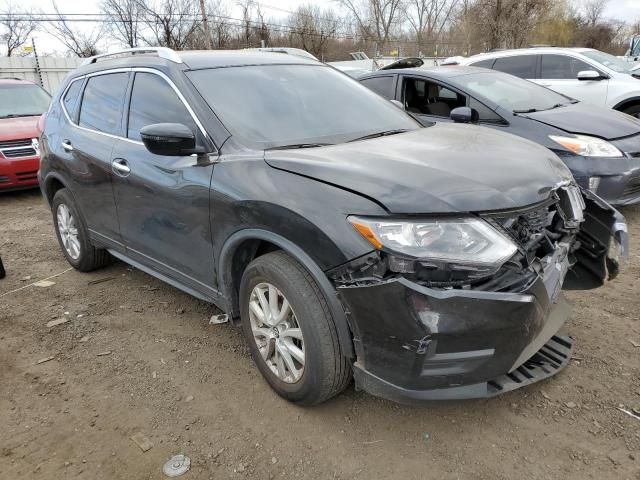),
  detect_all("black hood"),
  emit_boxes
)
[518,103,640,140]
[265,125,569,214]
